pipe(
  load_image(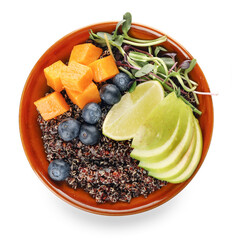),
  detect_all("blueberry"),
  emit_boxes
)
[48,159,70,181]
[79,124,100,145]
[100,84,121,105]
[113,72,131,91]
[82,103,101,124]
[58,118,80,141]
